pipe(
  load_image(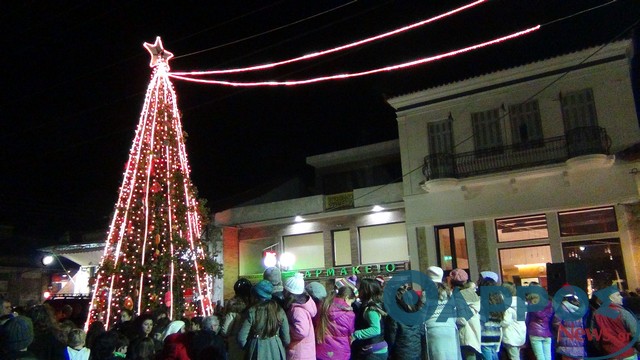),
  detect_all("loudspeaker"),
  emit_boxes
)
[546,262,588,296]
